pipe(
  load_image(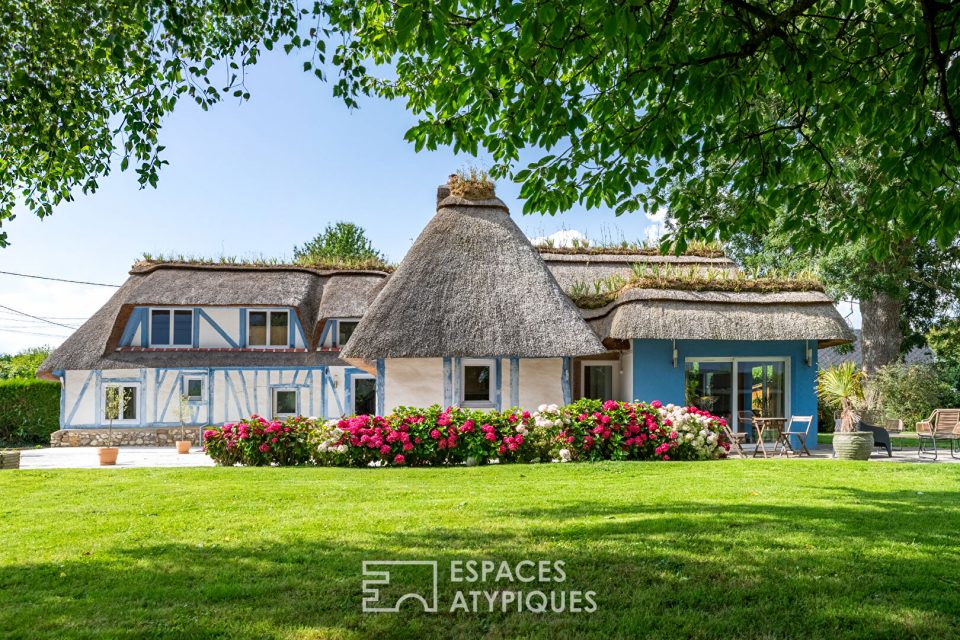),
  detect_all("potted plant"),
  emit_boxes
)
[817,362,872,460]
[175,394,192,454]
[99,387,123,465]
